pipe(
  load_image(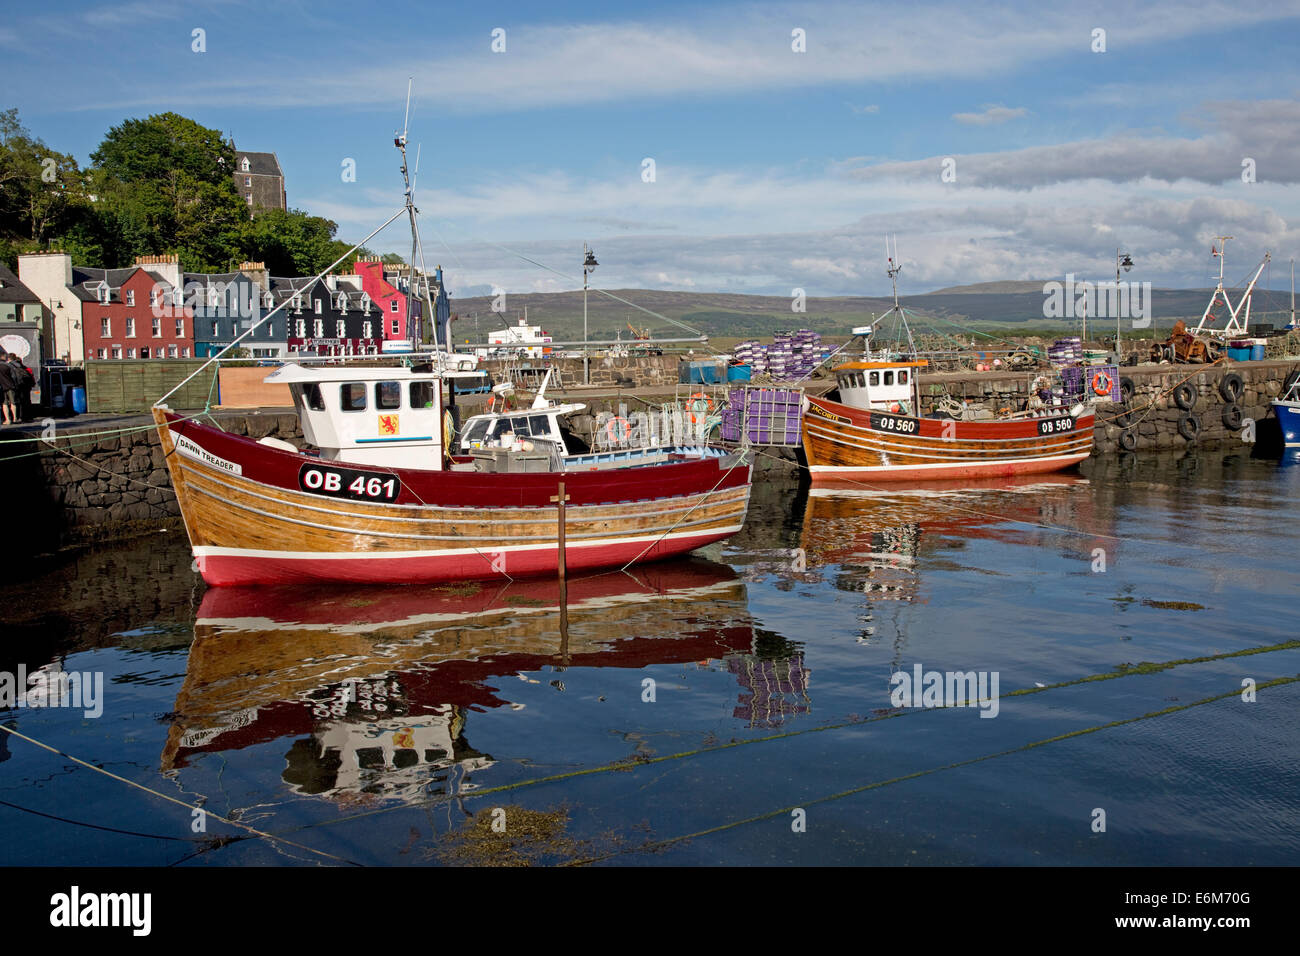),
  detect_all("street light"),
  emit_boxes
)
[582,243,598,384]
[1116,249,1133,362]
